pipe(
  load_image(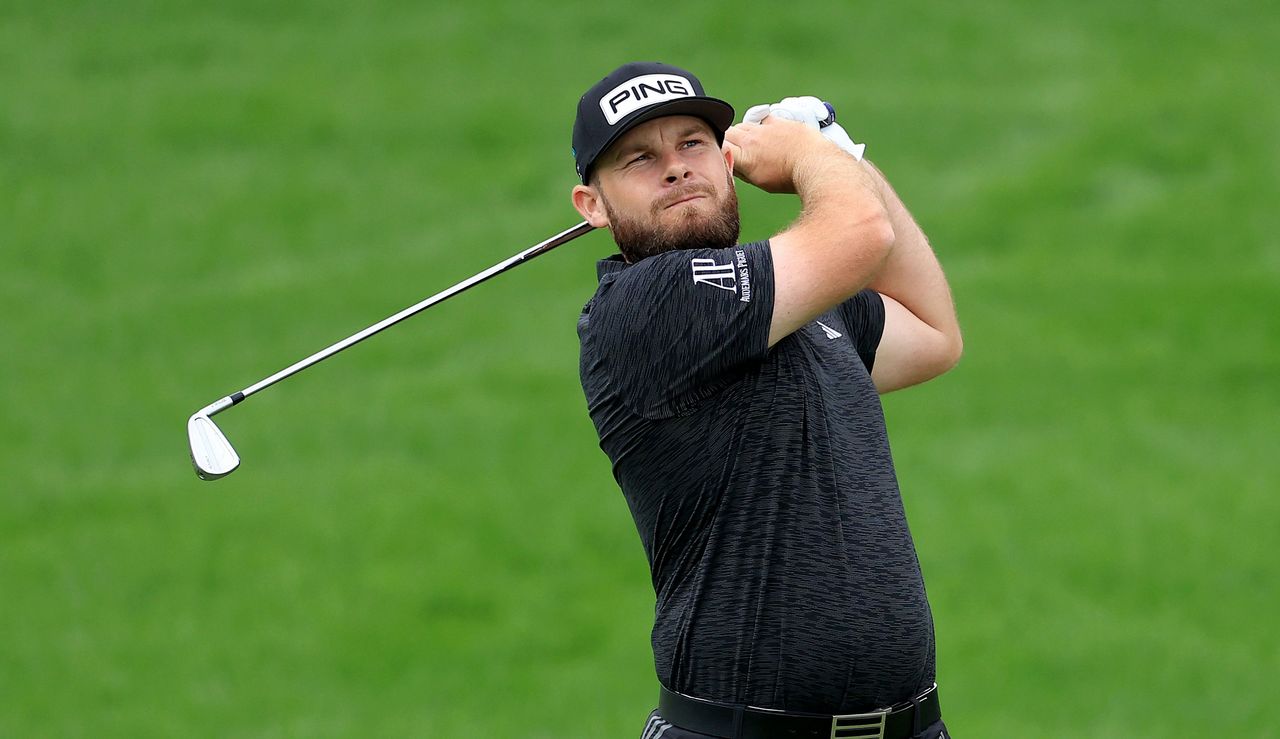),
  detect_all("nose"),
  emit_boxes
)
[662,152,692,184]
